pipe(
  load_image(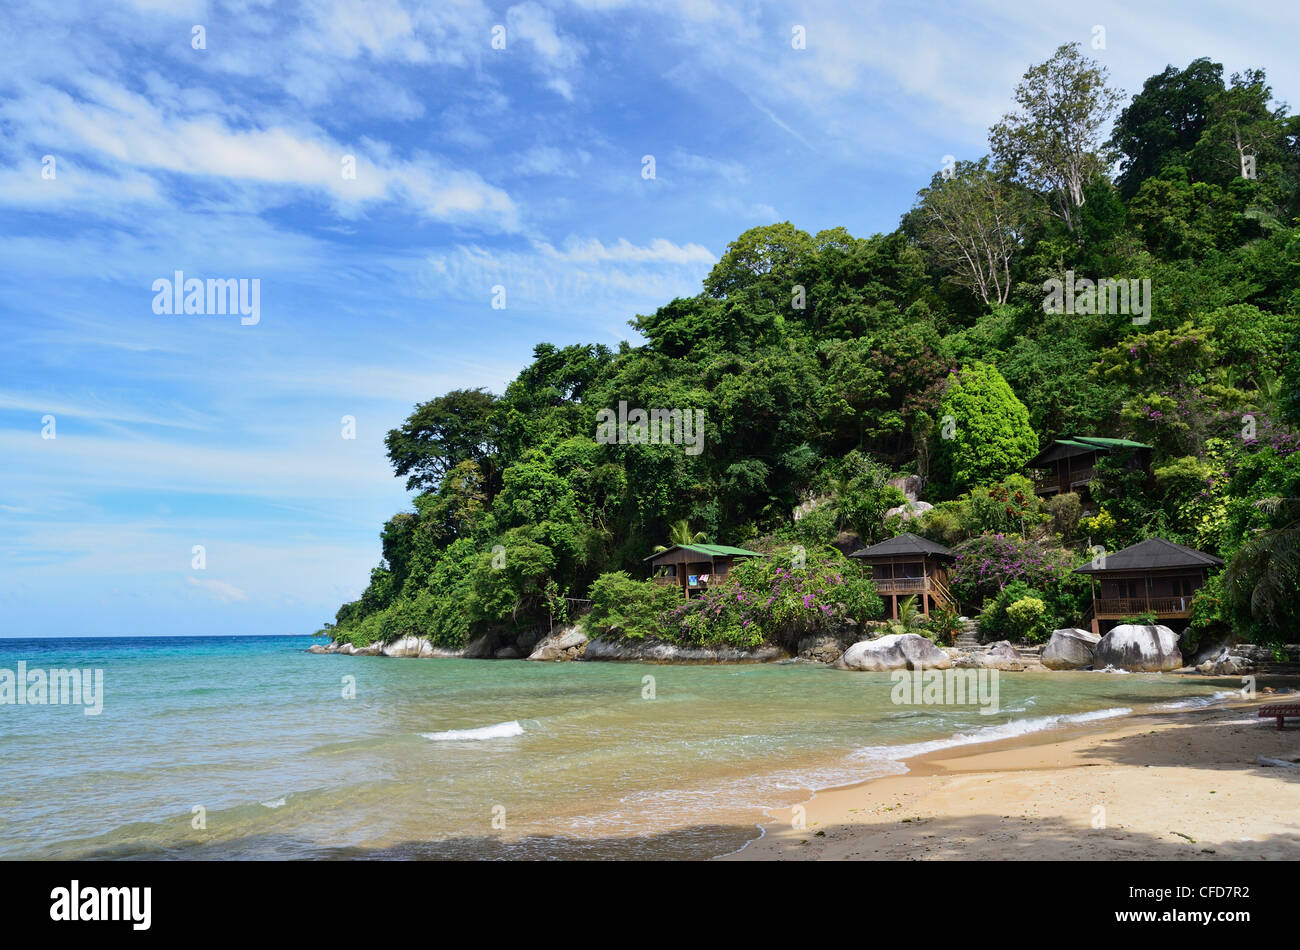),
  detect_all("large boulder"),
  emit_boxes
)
[981,640,1025,671]
[1041,628,1101,670]
[528,628,589,661]
[887,475,924,502]
[382,636,427,658]
[797,634,847,664]
[462,634,495,659]
[834,633,952,672]
[1093,624,1183,672]
[884,500,934,523]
